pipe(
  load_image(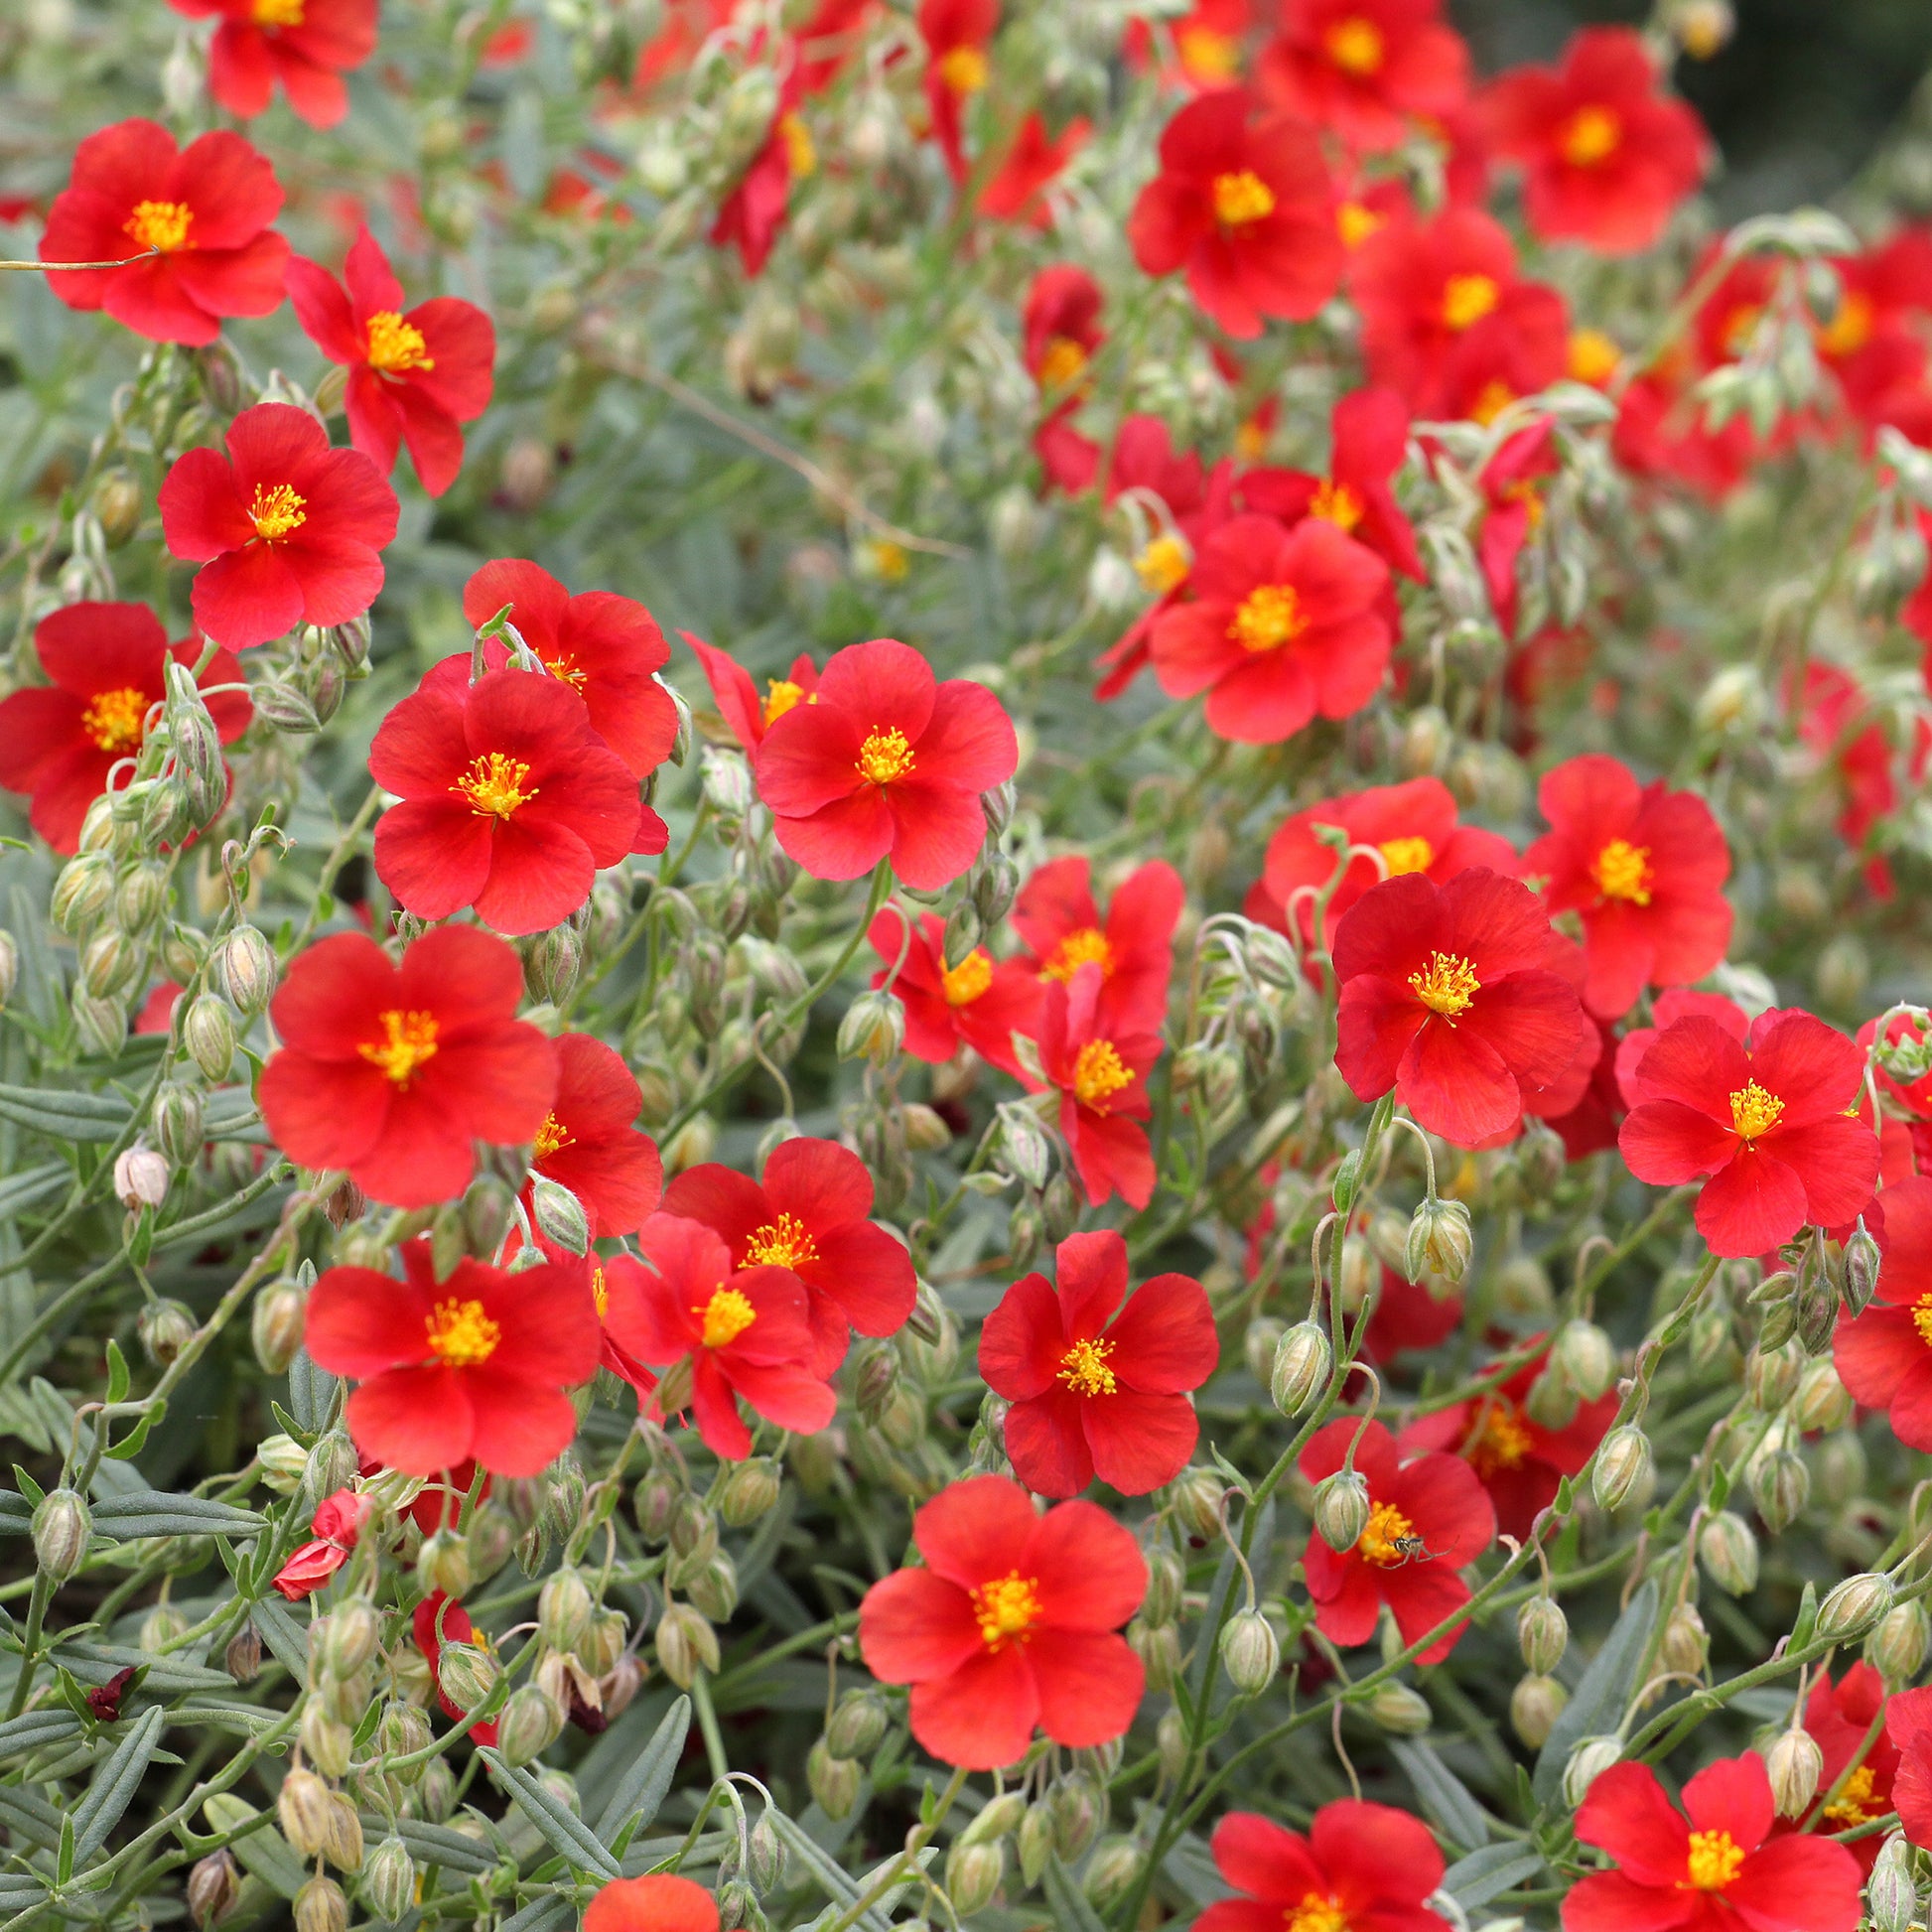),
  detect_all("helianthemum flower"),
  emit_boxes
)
[979,1230,1217,1497]
[523,1035,663,1241]
[1834,1174,1932,1448]
[685,634,819,755]
[1023,264,1105,492]
[662,1136,916,1375]
[1011,854,1183,1037]
[412,1592,498,1744]
[858,1473,1146,1769]
[1035,963,1162,1211]
[868,906,1036,1077]
[1523,754,1734,1021]
[41,119,289,345]
[1197,1801,1449,1932]
[166,0,379,129]
[370,665,648,937]
[1788,1664,1898,1869]
[754,637,1019,891]
[1331,868,1591,1147]
[289,227,495,496]
[303,1241,601,1476]
[917,0,998,182]
[1565,1755,1861,1932]
[1259,0,1470,153]
[158,402,399,649]
[584,1876,720,1932]
[1618,1009,1879,1258]
[0,601,250,855]
[257,924,559,1208]
[1128,87,1343,340]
